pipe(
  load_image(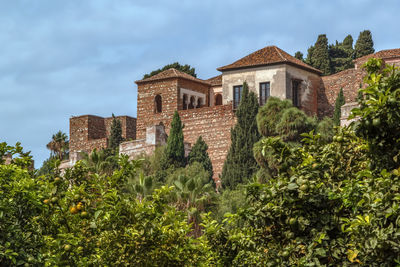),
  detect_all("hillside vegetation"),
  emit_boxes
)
[1,58,400,266]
